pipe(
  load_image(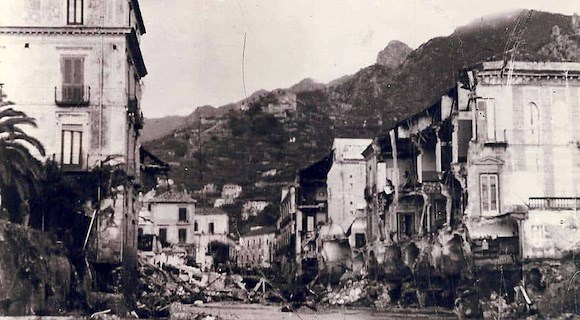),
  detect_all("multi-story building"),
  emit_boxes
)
[192,207,229,270]
[235,226,276,269]
[139,190,196,246]
[464,61,580,261]
[327,138,372,233]
[365,60,580,276]
[0,0,148,295]
[274,153,331,280]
